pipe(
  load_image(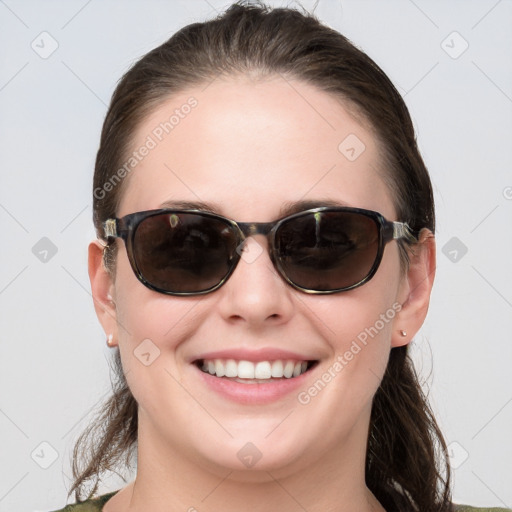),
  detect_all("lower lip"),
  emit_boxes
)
[194,365,315,404]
